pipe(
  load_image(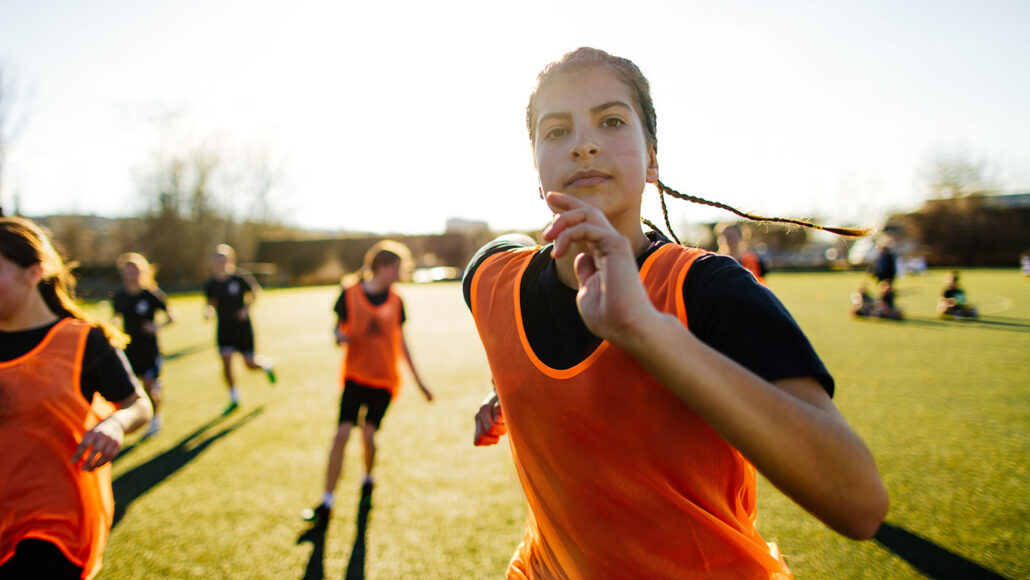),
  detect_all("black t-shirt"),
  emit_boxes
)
[463,233,834,396]
[204,275,252,323]
[112,288,167,338]
[0,319,137,404]
[334,284,407,324]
